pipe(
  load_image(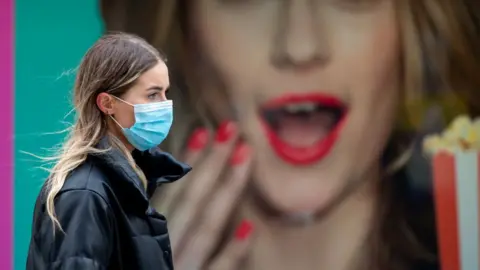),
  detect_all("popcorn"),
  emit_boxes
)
[423,115,480,155]
[425,114,480,270]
